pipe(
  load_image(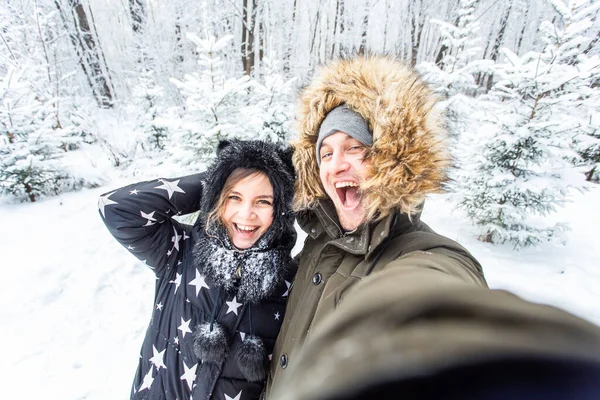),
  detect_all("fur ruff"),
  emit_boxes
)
[193,322,229,363]
[293,55,450,220]
[193,229,291,303]
[235,335,268,382]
